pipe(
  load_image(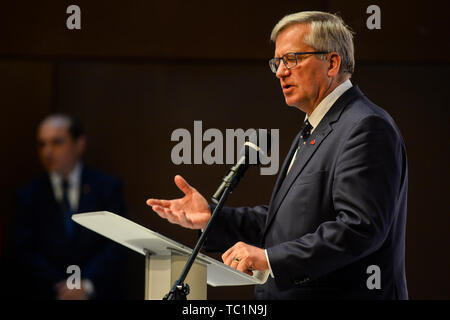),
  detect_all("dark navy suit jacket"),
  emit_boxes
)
[204,86,408,299]
[13,166,127,299]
